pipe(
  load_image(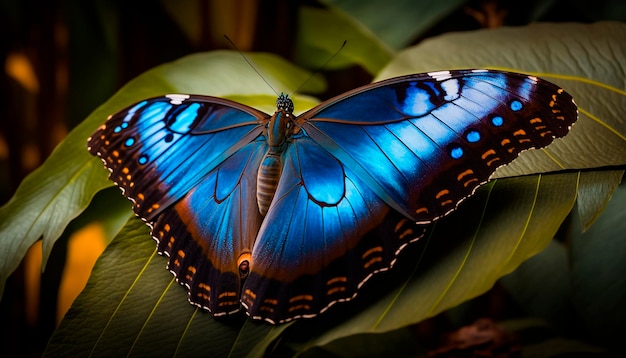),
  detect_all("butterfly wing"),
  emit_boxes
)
[297,70,577,223]
[88,94,269,315]
[240,70,577,323]
[241,135,426,323]
[88,95,267,221]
